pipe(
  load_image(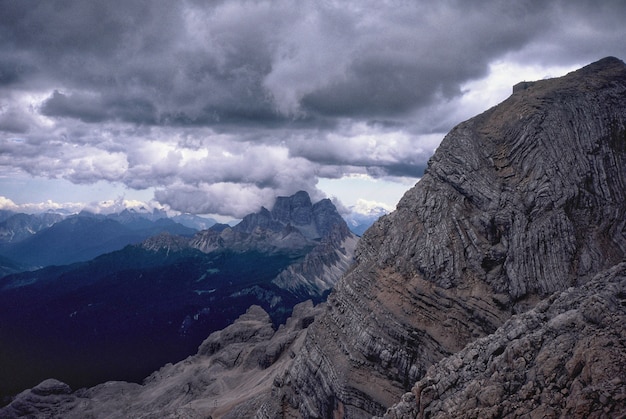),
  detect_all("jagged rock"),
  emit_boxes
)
[272,223,359,297]
[0,302,324,419]
[140,232,192,253]
[381,262,626,418]
[235,191,347,241]
[197,305,275,358]
[259,57,626,417]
